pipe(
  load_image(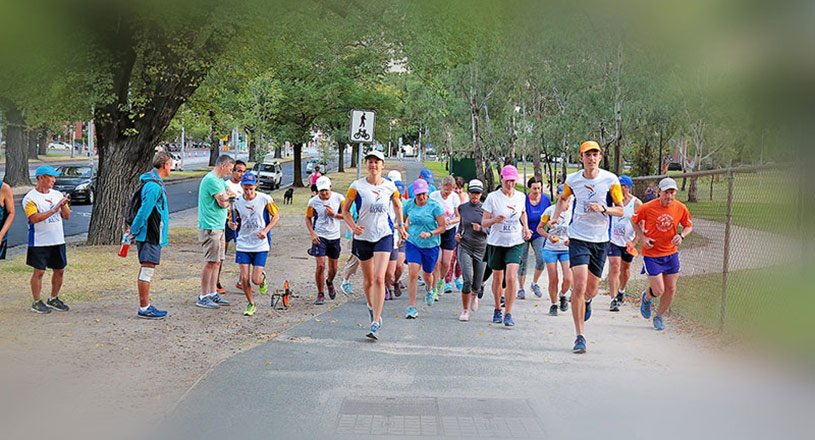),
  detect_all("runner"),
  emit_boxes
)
[537,184,573,316]
[444,176,467,291]
[305,176,345,305]
[219,159,247,294]
[429,176,460,298]
[23,165,72,314]
[308,165,322,196]
[387,170,408,299]
[127,152,172,319]
[406,168,437,198]
[517,177,550,299]
[632,177,693,330]
[548,141,624,353]
[342,150,406,340]
[228,172,280,316]
[196,154,236,310]
[455,179,488,321]
[340,200,359,295]
[607,175,642,312]
[0,181,15,260]
[402,178,445,318]
[482,165,532,327]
